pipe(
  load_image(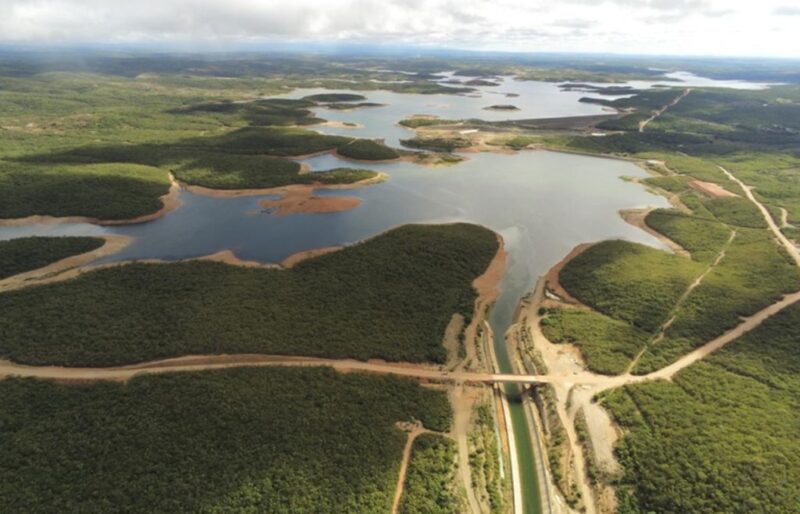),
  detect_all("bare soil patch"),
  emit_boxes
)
[260,188,363,215]
[688,180,737,198]
[544,243,594,306]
